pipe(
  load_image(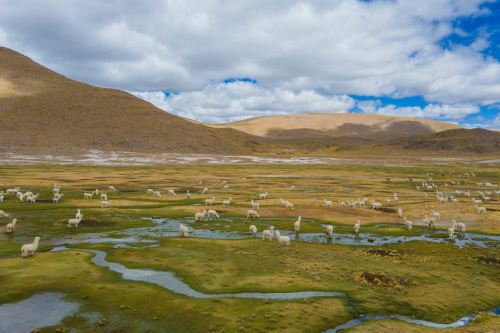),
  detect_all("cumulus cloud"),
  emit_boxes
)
[0,0,499,125]
[0,1,498,104]
[357,100,480,120]
[132,81,354,123]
